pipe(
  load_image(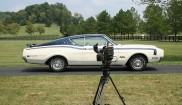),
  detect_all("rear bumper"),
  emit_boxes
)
[22,56,27,62]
